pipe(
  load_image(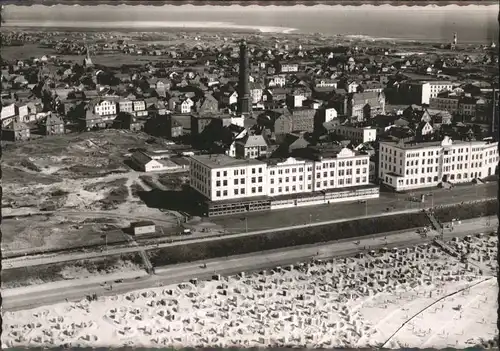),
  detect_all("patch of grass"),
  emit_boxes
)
[1,253,145,289]
[130,182,143,197]
[99,185,129,210]
[50,189,70,197]
[147,212,431,267]
[433,199,498,223]
[19,159,42,172]
[139,175,157,189]
[83,178,128,192]
[157,173,187,190]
